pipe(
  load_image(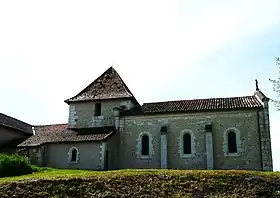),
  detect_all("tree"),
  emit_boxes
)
[269,57,280,110]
